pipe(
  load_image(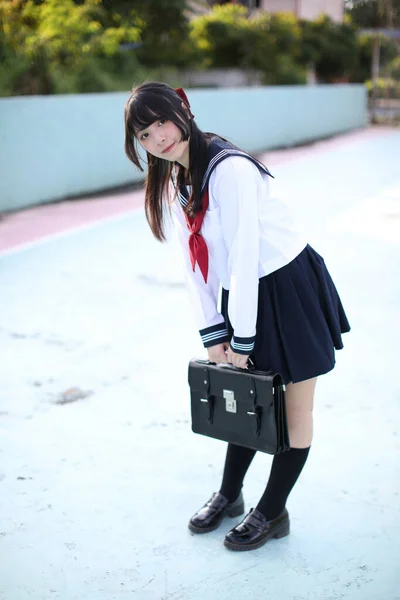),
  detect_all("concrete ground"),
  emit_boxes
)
[0,127,399,600]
